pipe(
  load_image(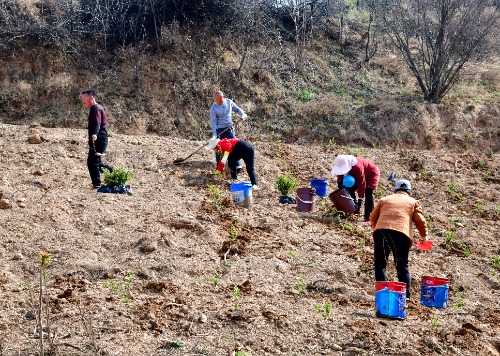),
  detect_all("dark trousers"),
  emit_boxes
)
[216,127,235,139]
[347,187,375,221]
[373,229,411,298]
[228,141,257,185]
[87,130,113,187]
